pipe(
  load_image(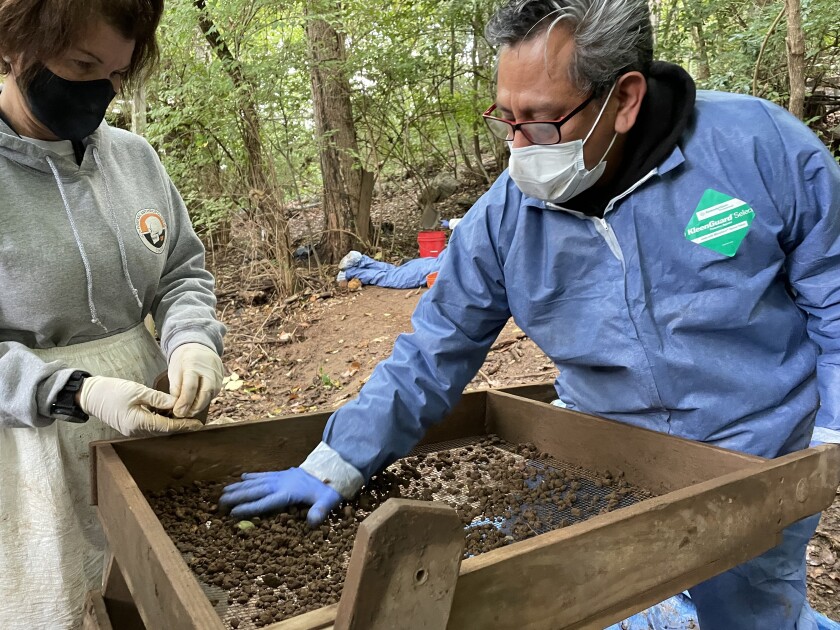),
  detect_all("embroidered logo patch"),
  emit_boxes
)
[685,189,754,257]
[135,209,167,253]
